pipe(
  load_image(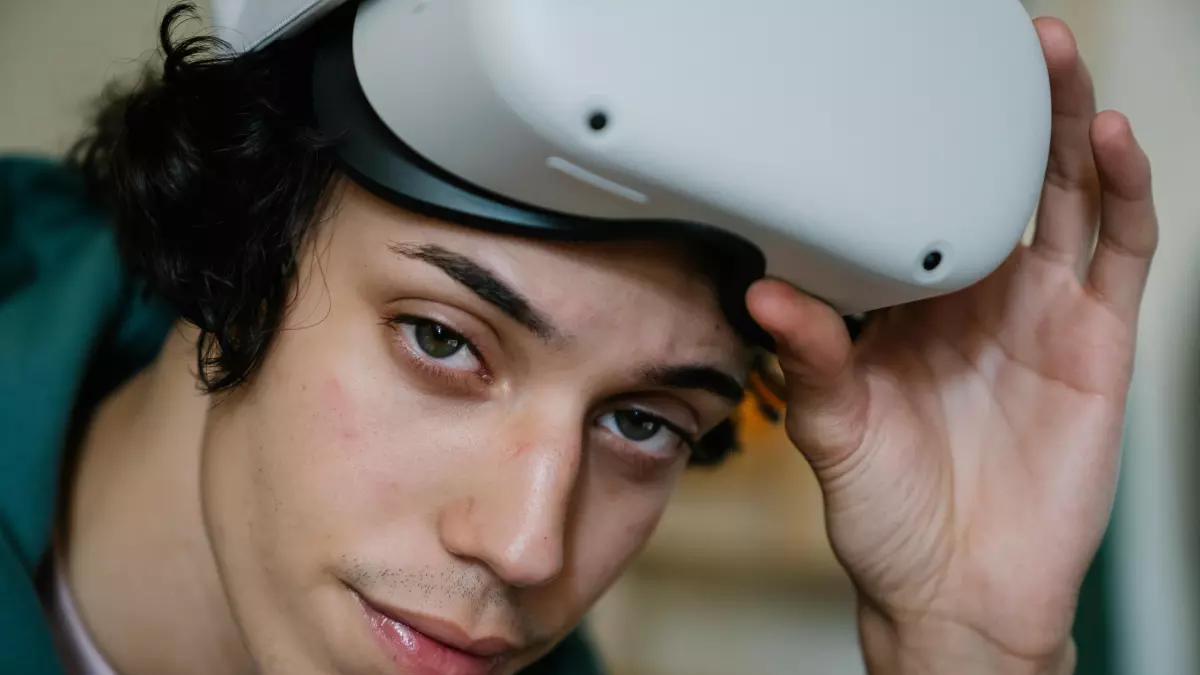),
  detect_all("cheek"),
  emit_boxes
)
[218,295,508,559]
[557,460,678,610]
[212,337,472,573]
[277,372,462,544]
[279,347,516,553]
